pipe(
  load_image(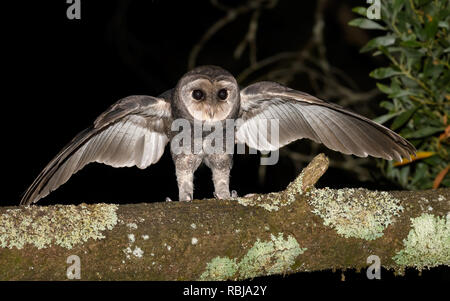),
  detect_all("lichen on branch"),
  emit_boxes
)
[0,154,448,280]
[0,204,118,249]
